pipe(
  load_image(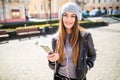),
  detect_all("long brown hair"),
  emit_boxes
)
[55,16,82,65]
